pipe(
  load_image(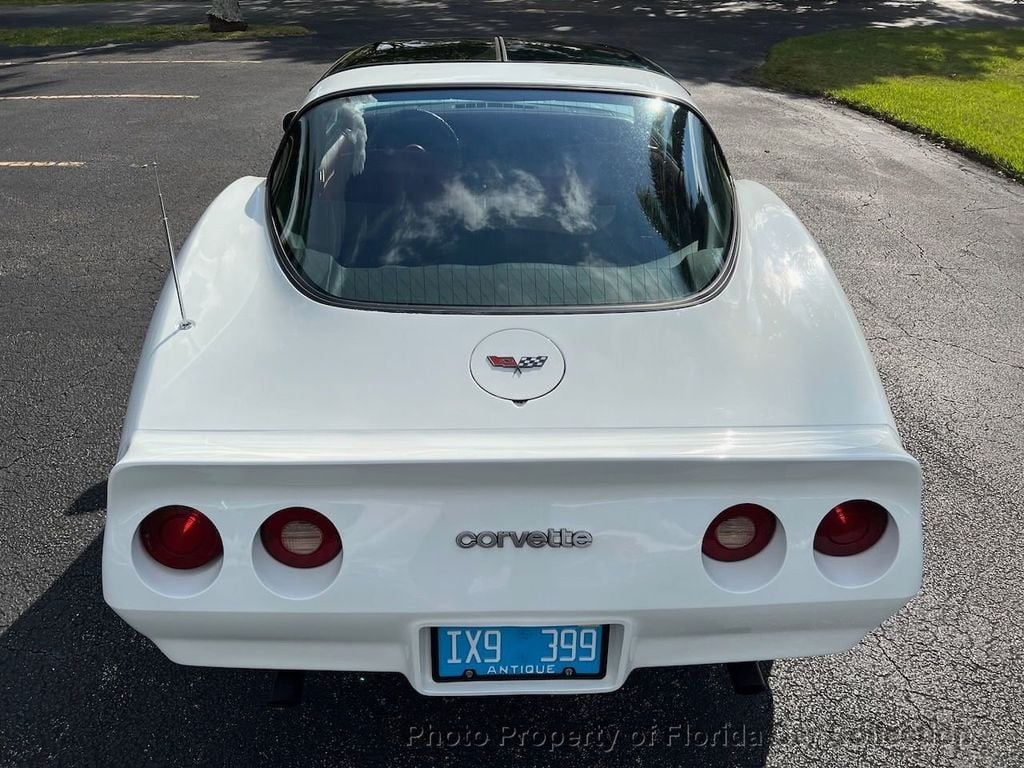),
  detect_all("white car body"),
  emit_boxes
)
[103,50,922,696]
